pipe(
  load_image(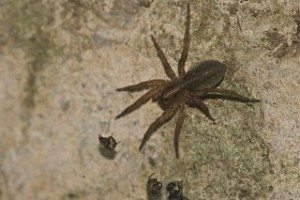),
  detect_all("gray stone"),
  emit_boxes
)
[0,0,299,199]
